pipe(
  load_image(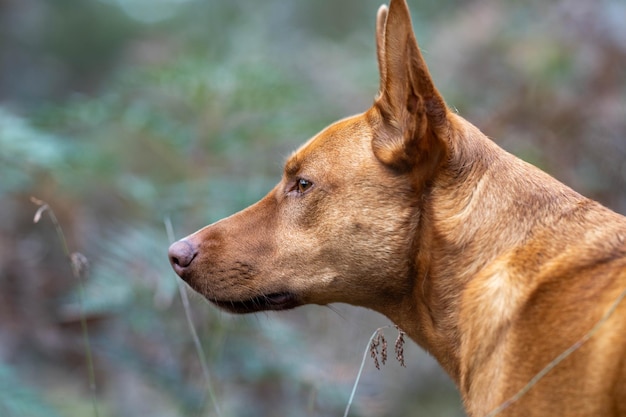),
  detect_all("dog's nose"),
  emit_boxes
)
[168,239,198,275]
